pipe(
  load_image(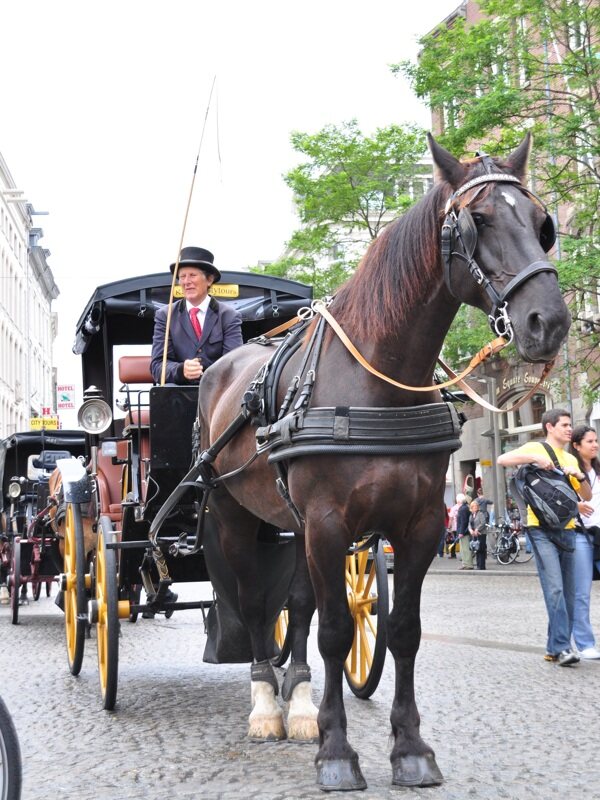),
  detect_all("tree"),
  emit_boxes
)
[394,0,599,375]
[251,121,428,297]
